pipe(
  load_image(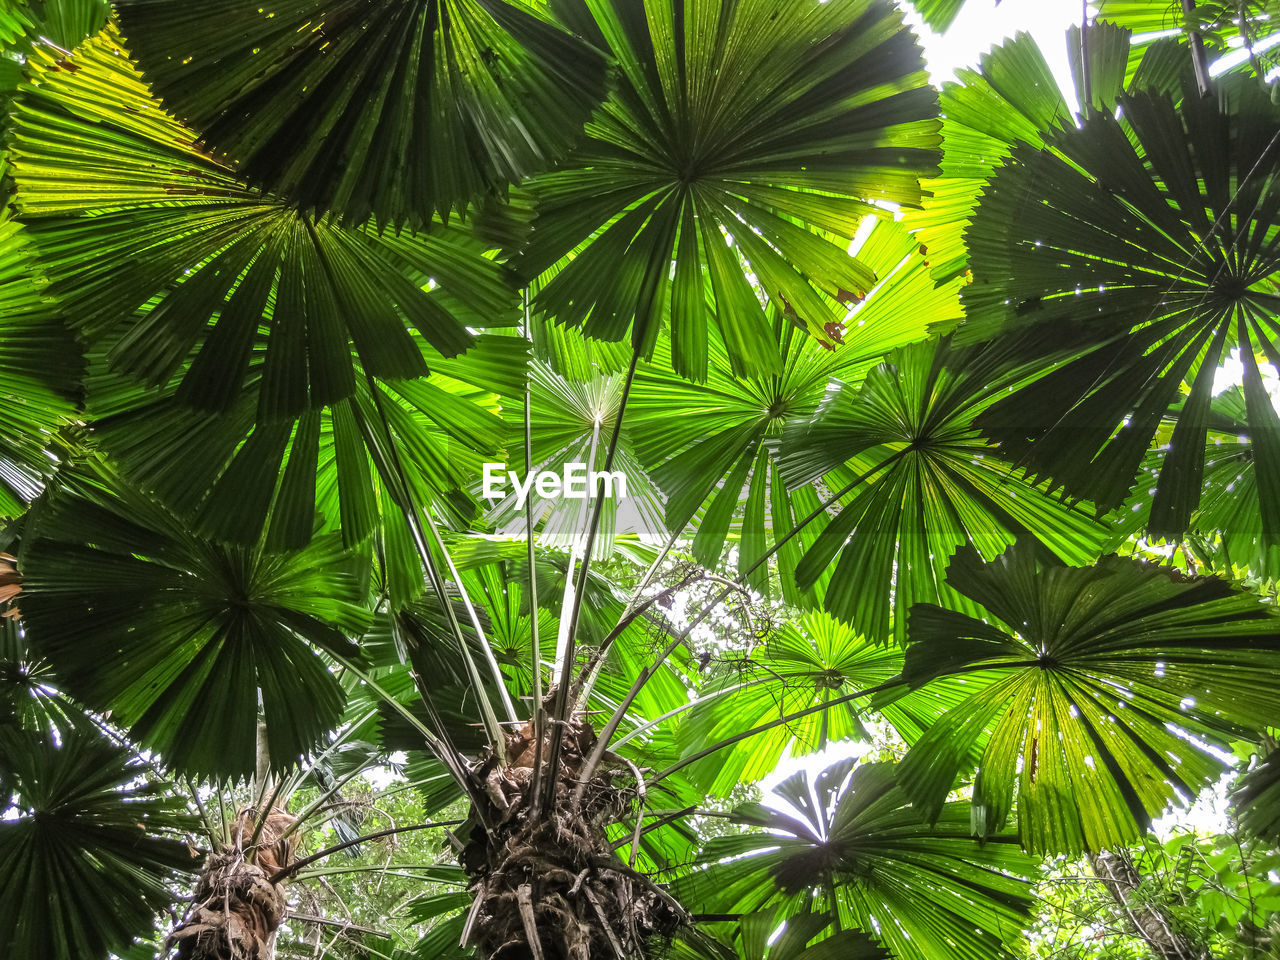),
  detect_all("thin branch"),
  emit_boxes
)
[622,527,684,615]
[650,677,908,784]
[569,569,706,707]
[271,820,464,883]
[286,913,392,938]
[292,864,454,881]
[611,680,756,750]
[326,652,483,817]
[183,775,217,846]
[276,712,380,845]
[651,660,1042,785]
